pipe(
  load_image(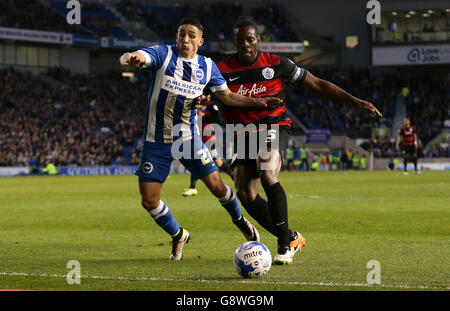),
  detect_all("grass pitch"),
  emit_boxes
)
[0,170,449,291]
